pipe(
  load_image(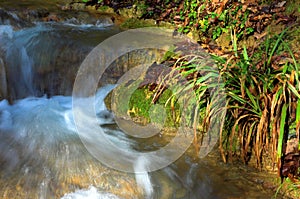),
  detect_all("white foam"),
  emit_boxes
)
[0,85,117,130]
[0,110,12,130]
[134,156,153,199]
[0,25,14,39]
[49,18,114,29]
[61,186,120,199]
[0,85,152,197]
